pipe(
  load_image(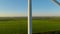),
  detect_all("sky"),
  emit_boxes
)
[0,0,27,17]
[32,0,60,16]
[0,0,60,17]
